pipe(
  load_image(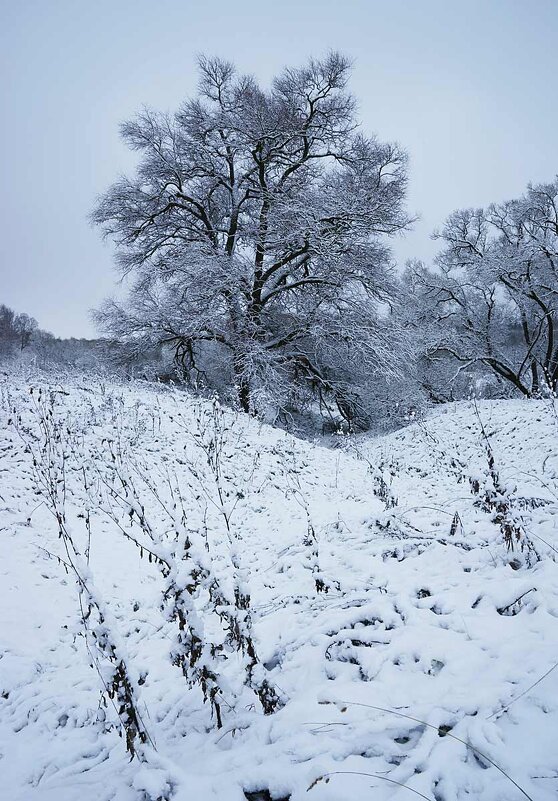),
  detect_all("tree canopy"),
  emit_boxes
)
[93,53,412,423]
